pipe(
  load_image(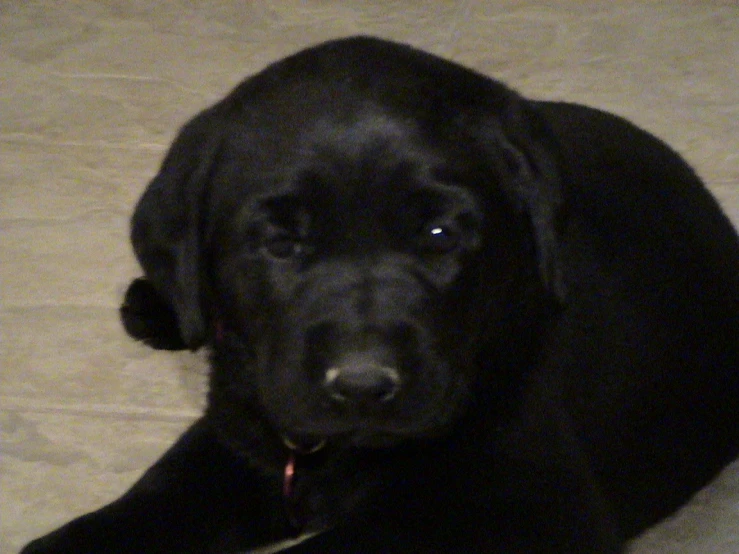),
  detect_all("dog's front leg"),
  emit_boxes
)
[21,418,293,554]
